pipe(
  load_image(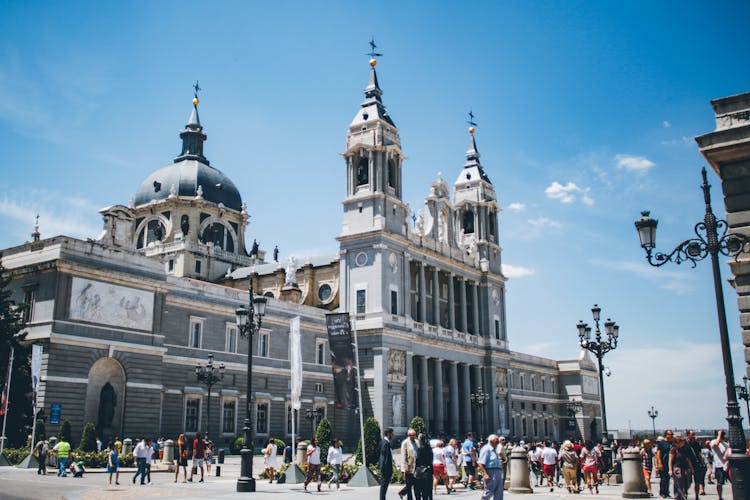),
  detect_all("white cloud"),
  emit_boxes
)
[507,202,525,213]
[0,192,101,244]
[544,181,594,206]
[662,120,672,128]
[615,154,655,172]
[590,259,695,295]
[660,136,693,146]
[502,264,535,278]
[528,216,561,228]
